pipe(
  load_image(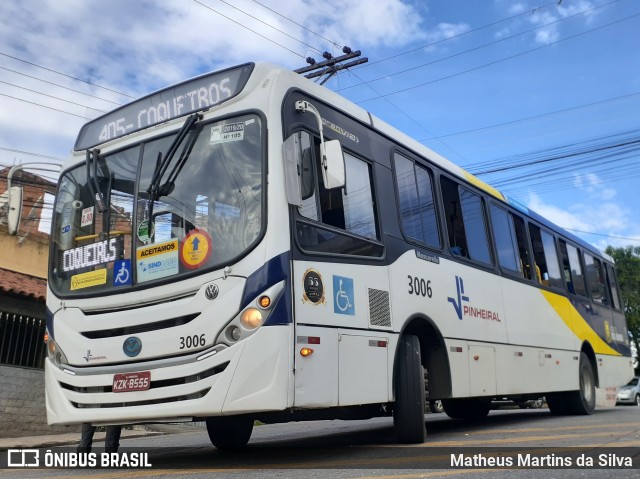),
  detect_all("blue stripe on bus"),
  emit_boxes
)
[241,251,292,325]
